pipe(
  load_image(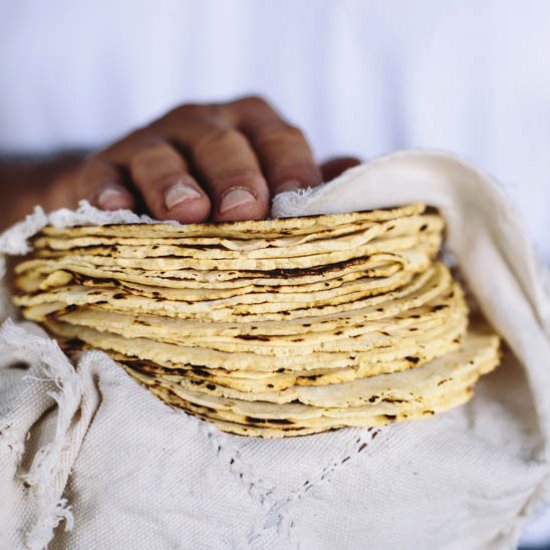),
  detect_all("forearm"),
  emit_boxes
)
[0,151,85,230]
